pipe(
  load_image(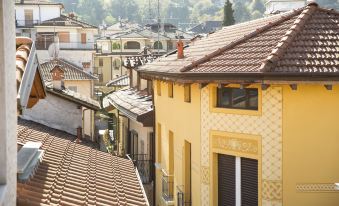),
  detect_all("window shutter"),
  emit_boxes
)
[218,154,236,206]
[241,157,258,206]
